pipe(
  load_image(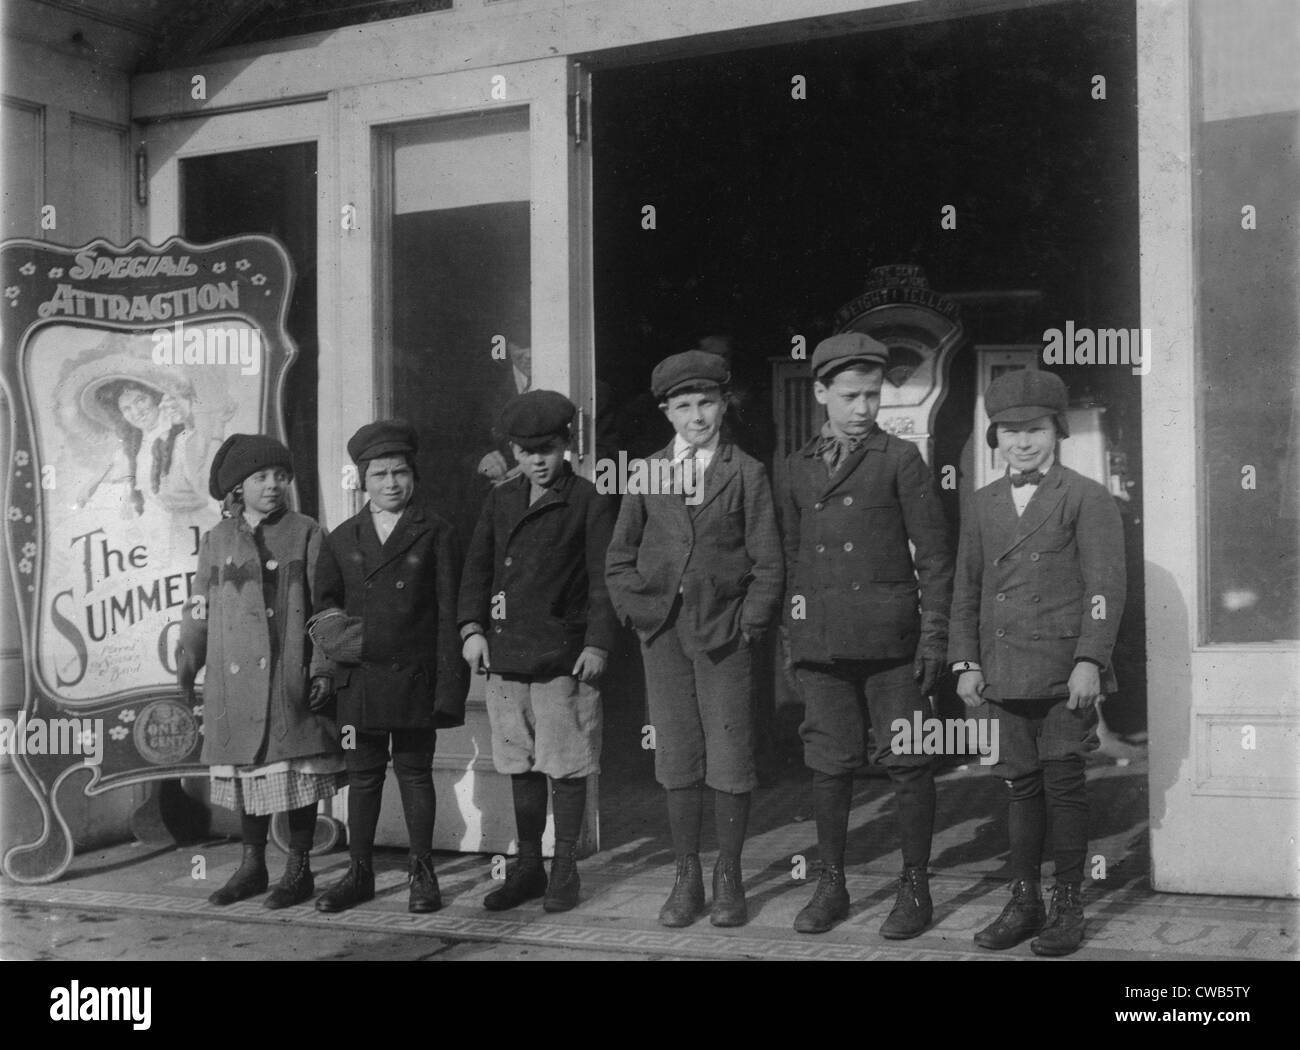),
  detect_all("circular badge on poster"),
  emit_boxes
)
[132,698,200,765]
